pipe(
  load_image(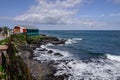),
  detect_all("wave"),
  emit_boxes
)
[55,59,120,80]
[46,43,54,46]
[33,45,72,62]
[65,38,83,45]
[36,31,120,80]
[72,38,83,41]
[33,45,120,80]
[106,54,120,62]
